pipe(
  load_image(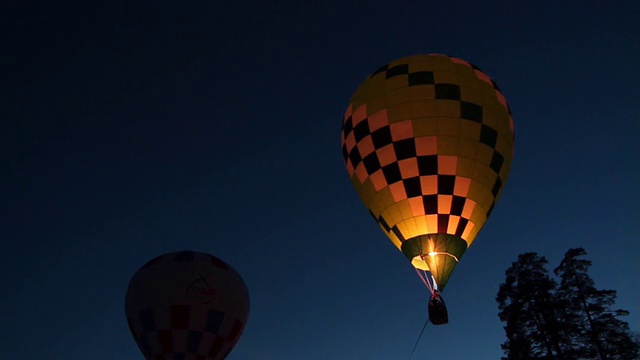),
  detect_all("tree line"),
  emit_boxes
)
[496,248,639,359]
